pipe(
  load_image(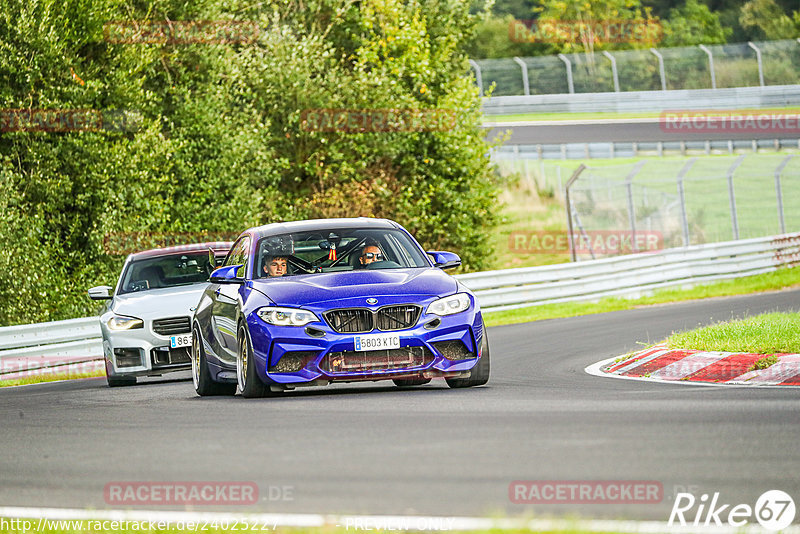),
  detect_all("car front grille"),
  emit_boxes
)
[319,346,434,374]
[324,305,421,333]
[152,316,191,336]
[324,309,373,333]
[151,347,191,367]
[376,305,421,331]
